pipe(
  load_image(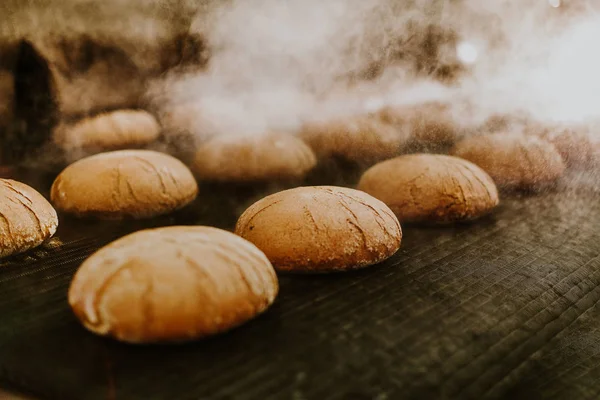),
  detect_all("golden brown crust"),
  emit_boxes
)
[50,150,198,219]
[235,186,402,272]
[377,102,458,144]
[299,115,405,164]
[53,109,161,152]
[357,154,499,224]
[450,133,566,189]
[68,226,278,343]
[524,123,600,169]
[0,179,58,258]
[192,133,317,182]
